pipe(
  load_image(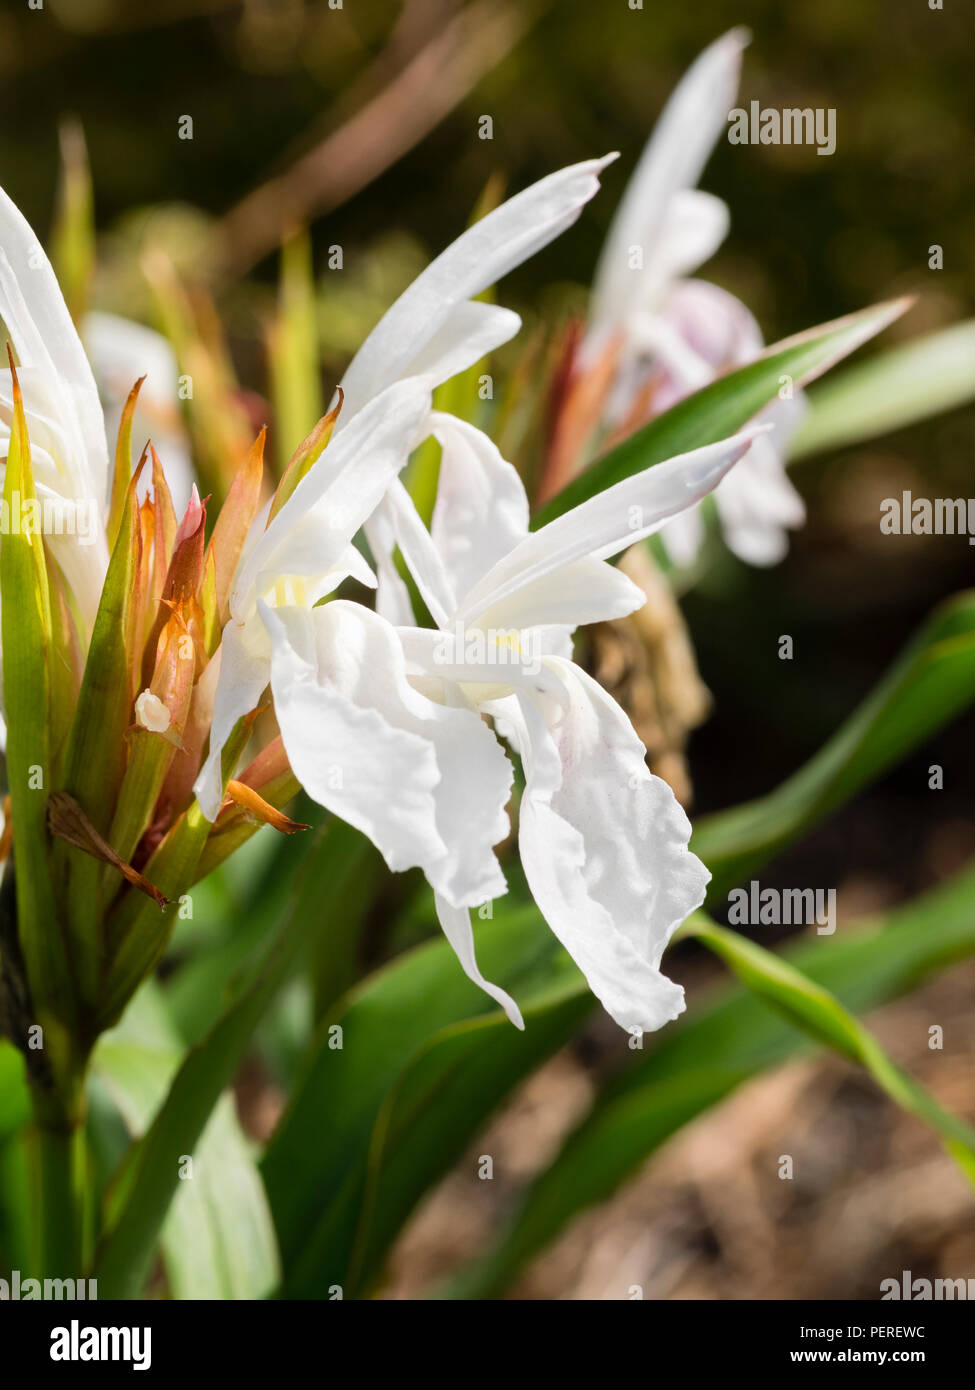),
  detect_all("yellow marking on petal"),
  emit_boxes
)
[271,574,309,608]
